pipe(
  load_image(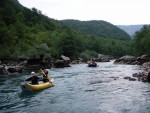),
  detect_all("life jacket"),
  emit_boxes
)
[43,73,50,82]
[31,76,39,84]
[43,74,48,78]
